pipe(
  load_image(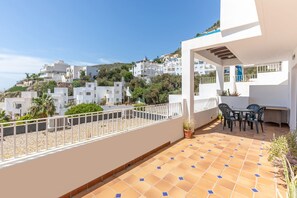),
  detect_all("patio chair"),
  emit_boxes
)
[245,104,261,125]
[218,103,241,132]
[244,107,266,133]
